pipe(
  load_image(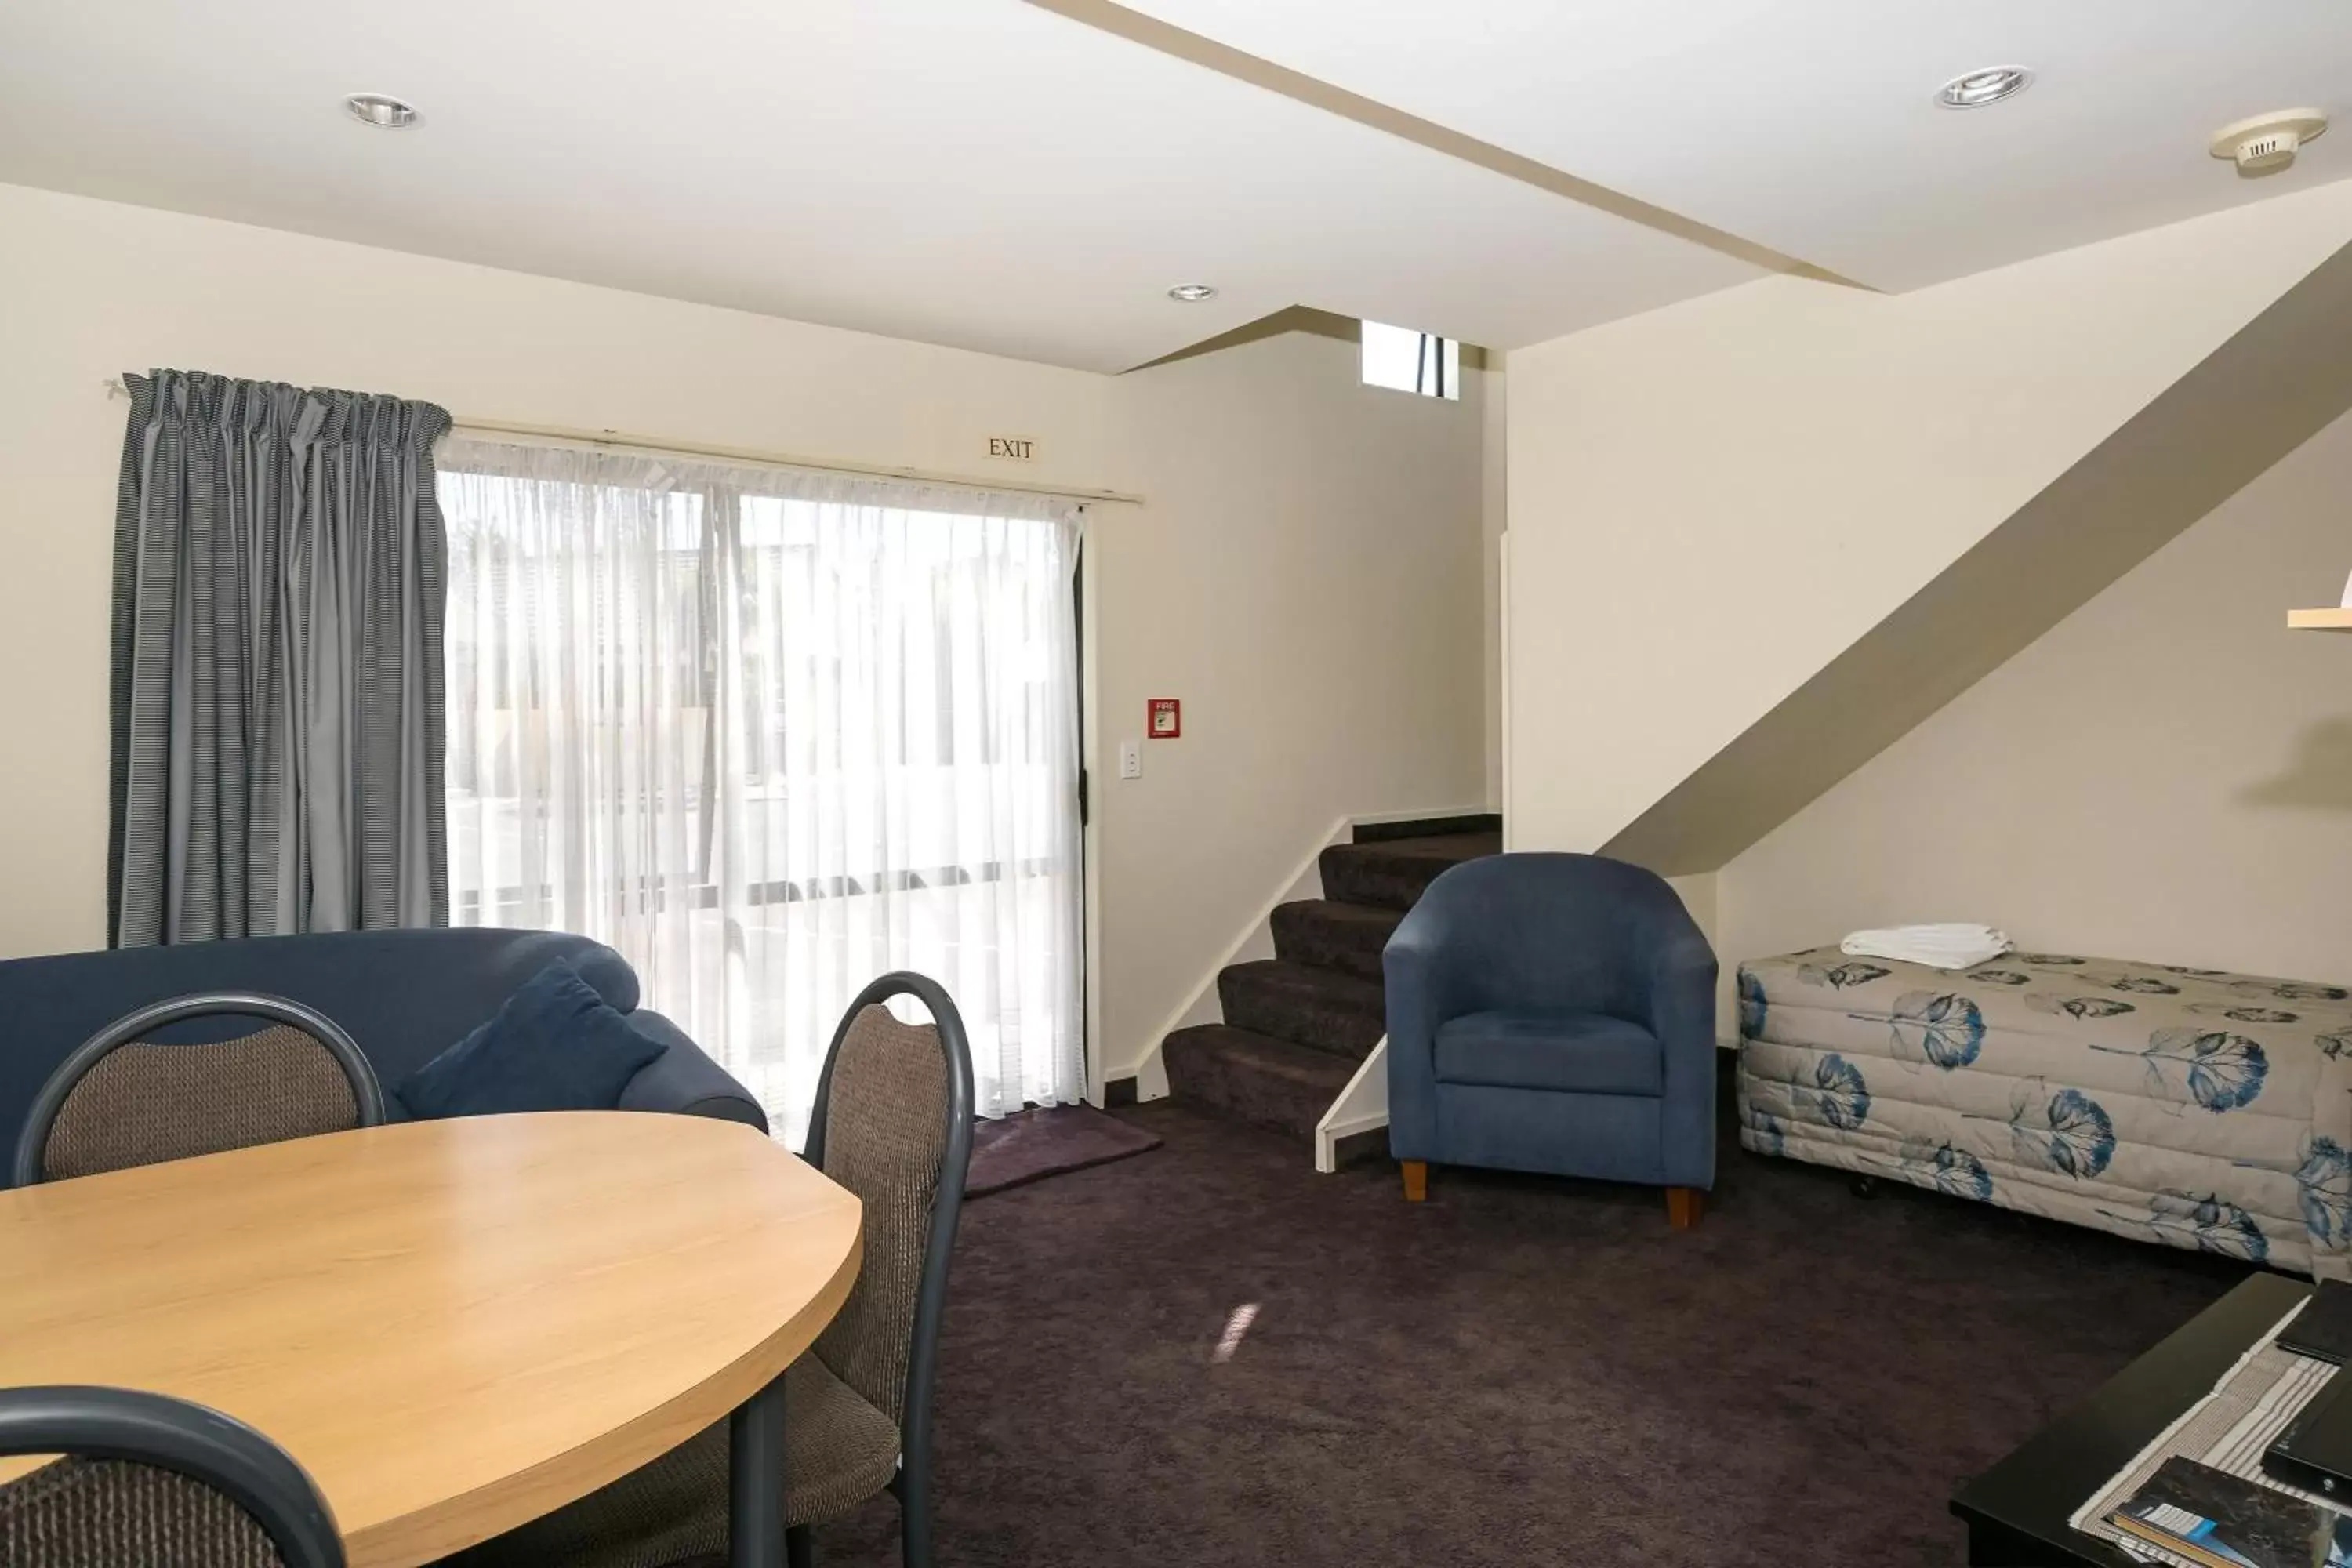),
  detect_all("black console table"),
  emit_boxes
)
[1951,1271,2311,1566]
